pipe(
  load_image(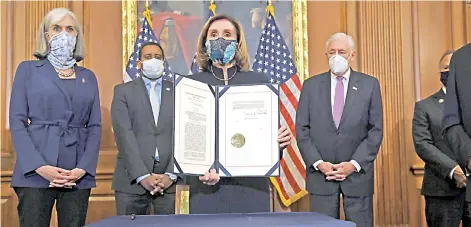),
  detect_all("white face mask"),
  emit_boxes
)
[329,54,351,75]
[141,58,164,79]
